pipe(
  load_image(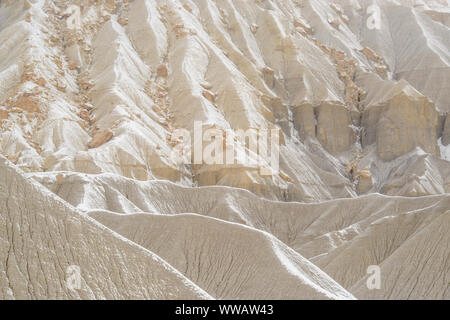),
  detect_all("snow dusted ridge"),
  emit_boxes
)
[0,0,449,300]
